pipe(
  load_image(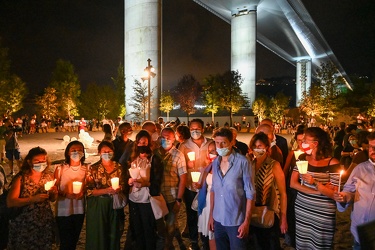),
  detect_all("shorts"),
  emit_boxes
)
[5,149,20,160]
